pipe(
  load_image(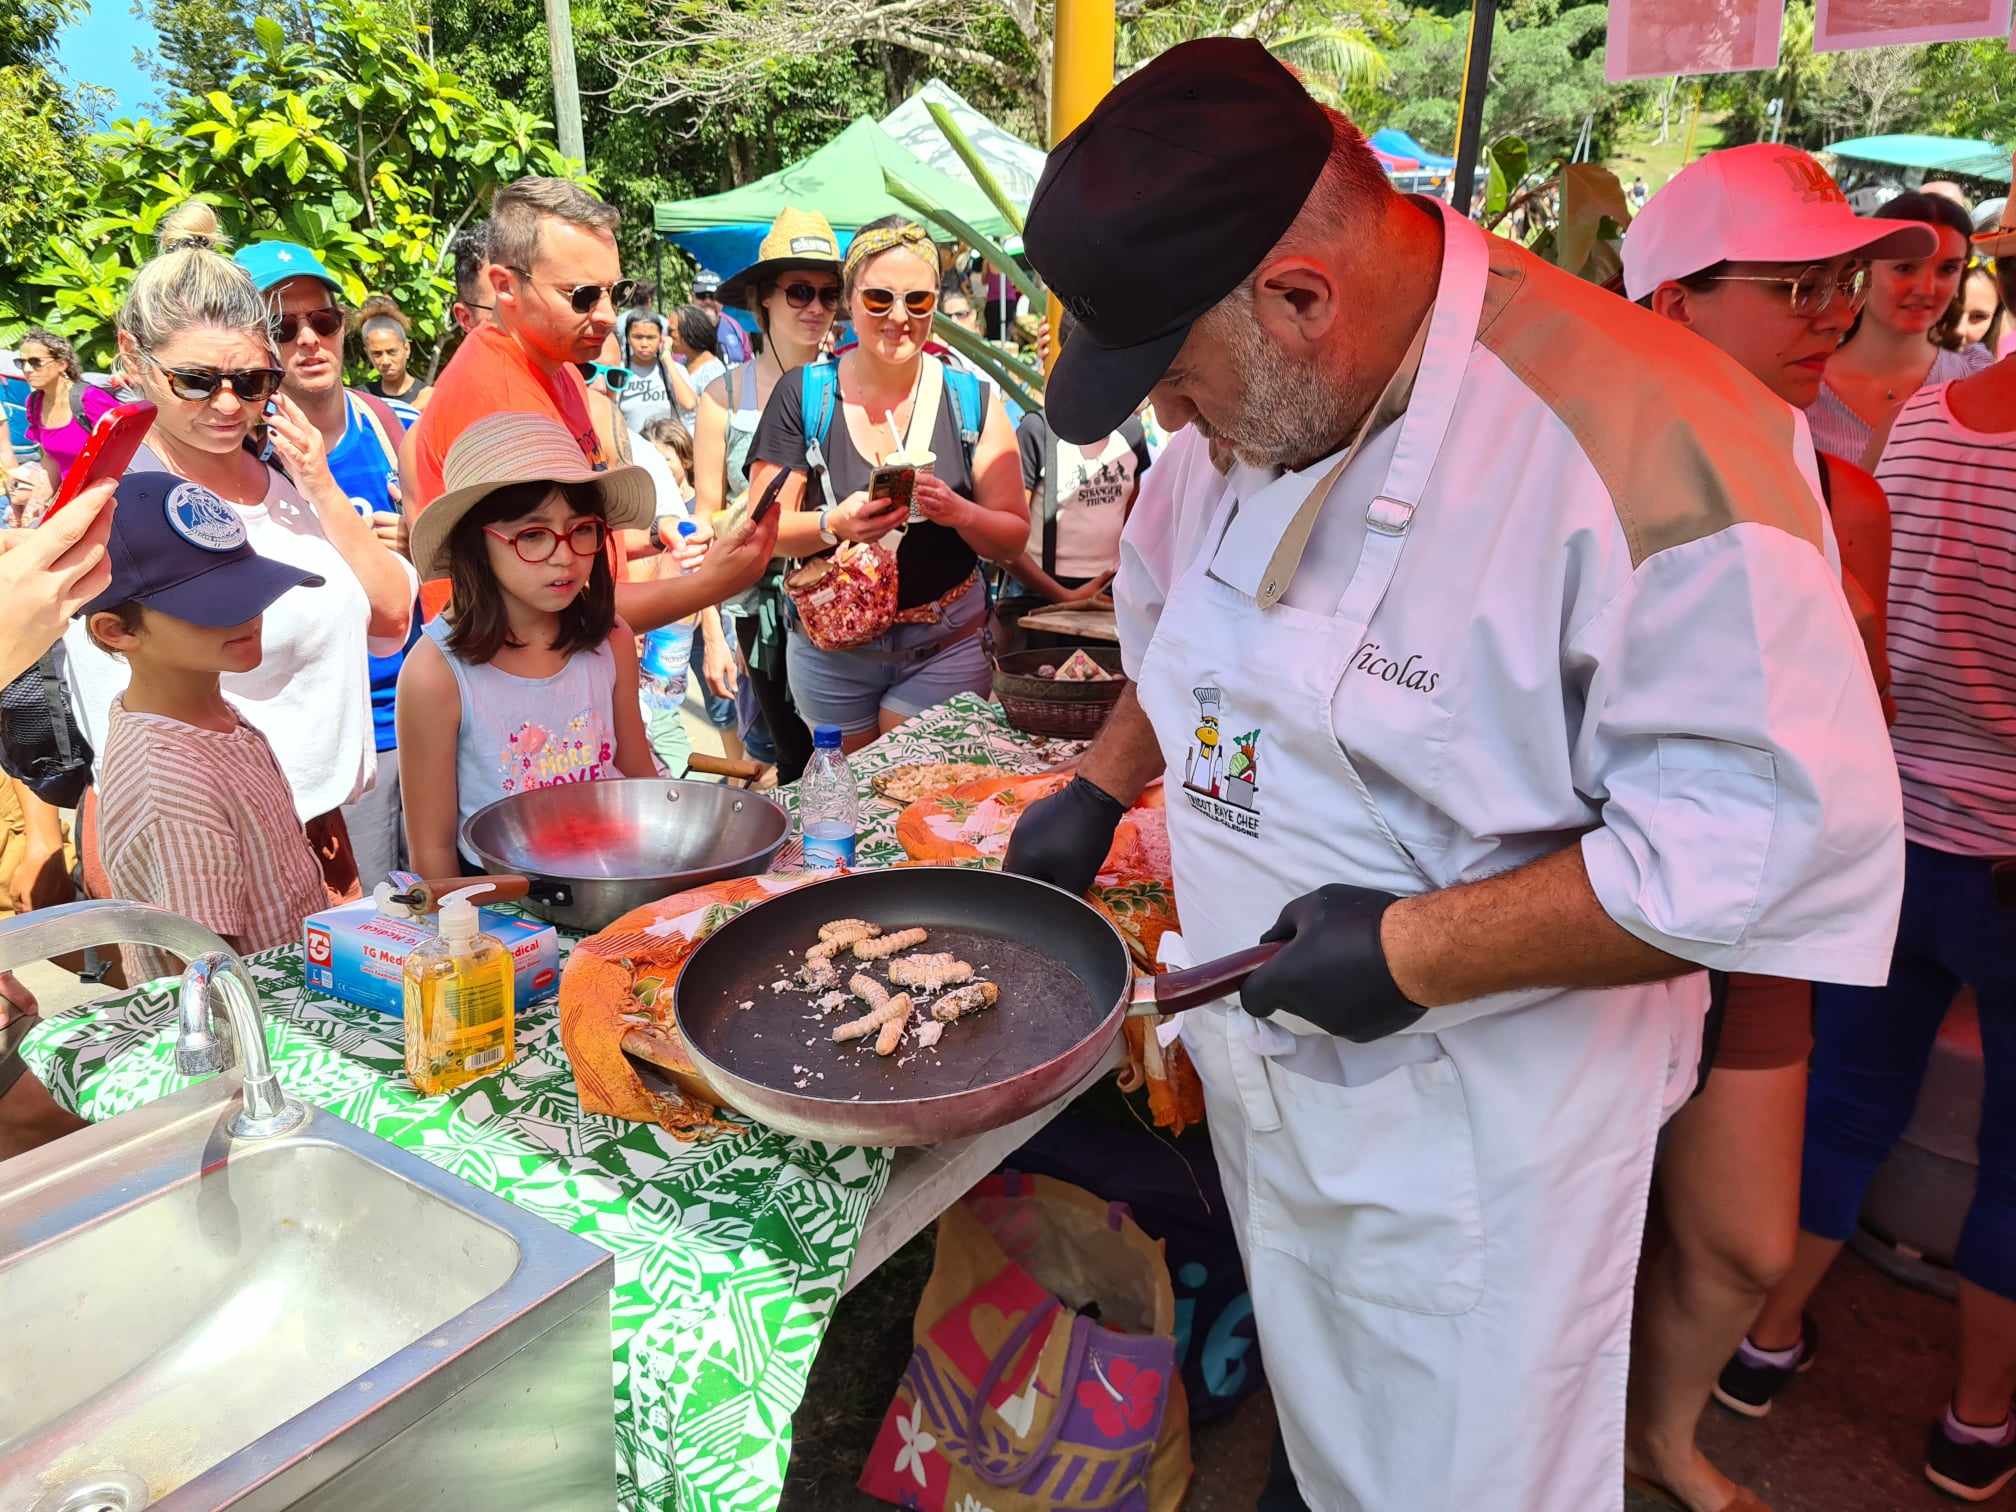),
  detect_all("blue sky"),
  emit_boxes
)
[55,0,161,121]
